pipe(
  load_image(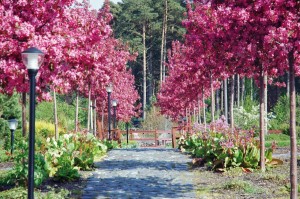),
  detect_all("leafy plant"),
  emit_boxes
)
[181,117,274,170]
[9,140,48,186]
[44,133,107,181]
